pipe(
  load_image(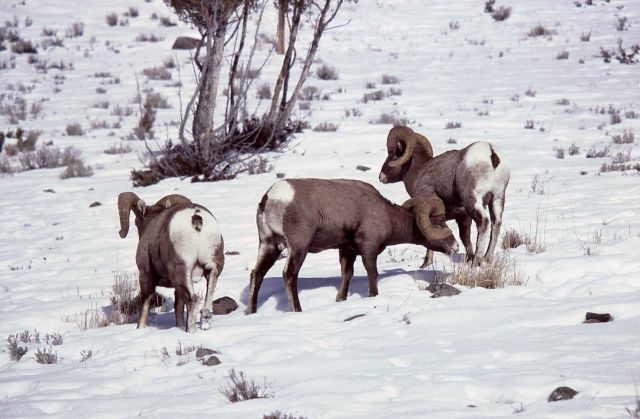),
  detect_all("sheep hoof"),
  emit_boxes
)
[200,309,213,330]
